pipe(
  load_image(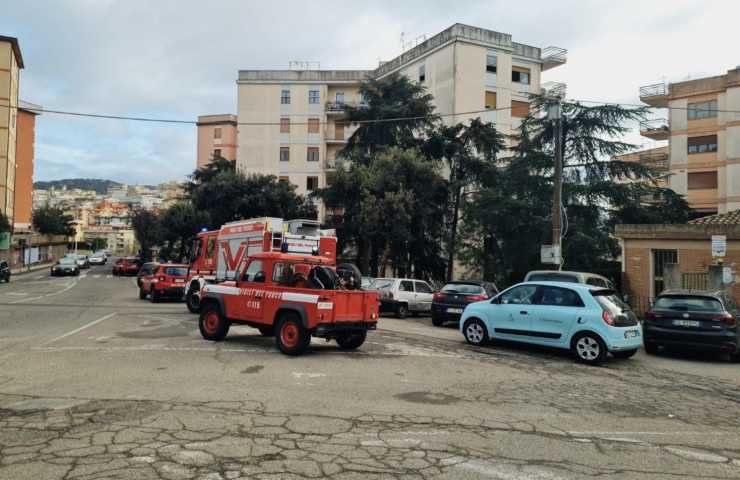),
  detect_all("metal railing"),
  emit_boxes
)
[639,83,667,98]
[639,151,669,171]
[325,101,365,112]
[639,118,669,133]
[682,272,708,290]
[541,46,567,65]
